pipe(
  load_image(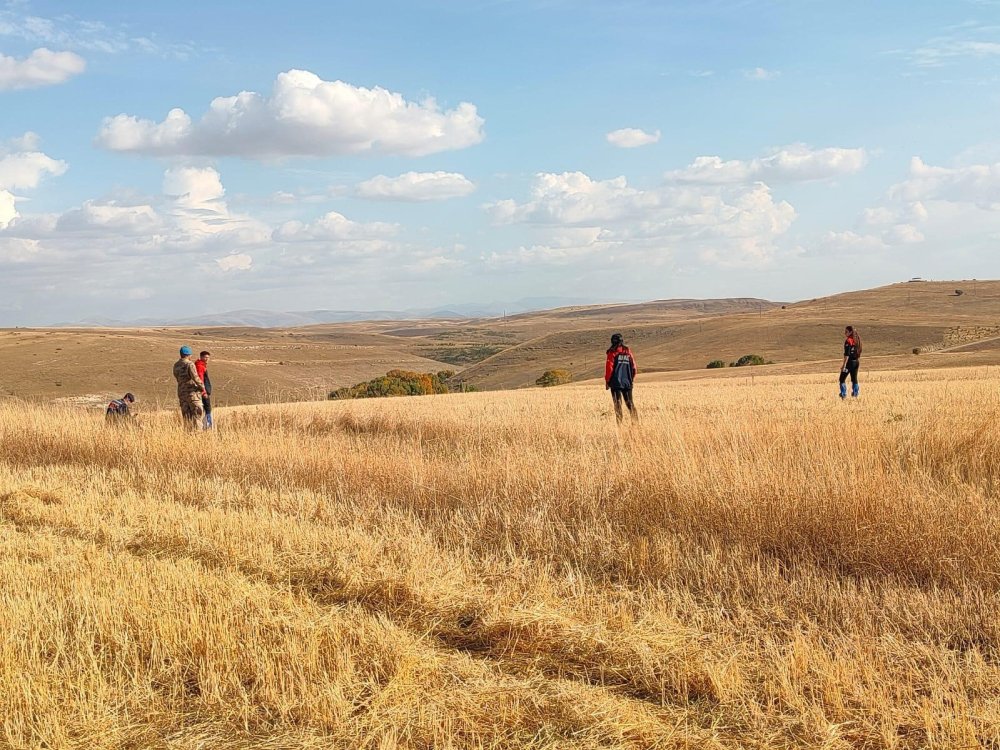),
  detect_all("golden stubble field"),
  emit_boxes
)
[0,367,998,749]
